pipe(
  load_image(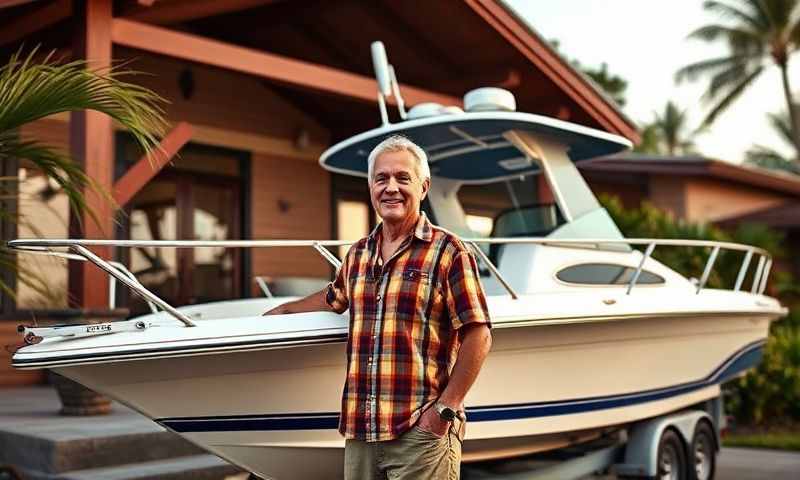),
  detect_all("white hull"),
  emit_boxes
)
[51,309,771,479]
